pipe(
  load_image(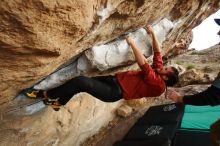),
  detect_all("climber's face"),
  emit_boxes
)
[157,67,173,75]
[156,67,173,80]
